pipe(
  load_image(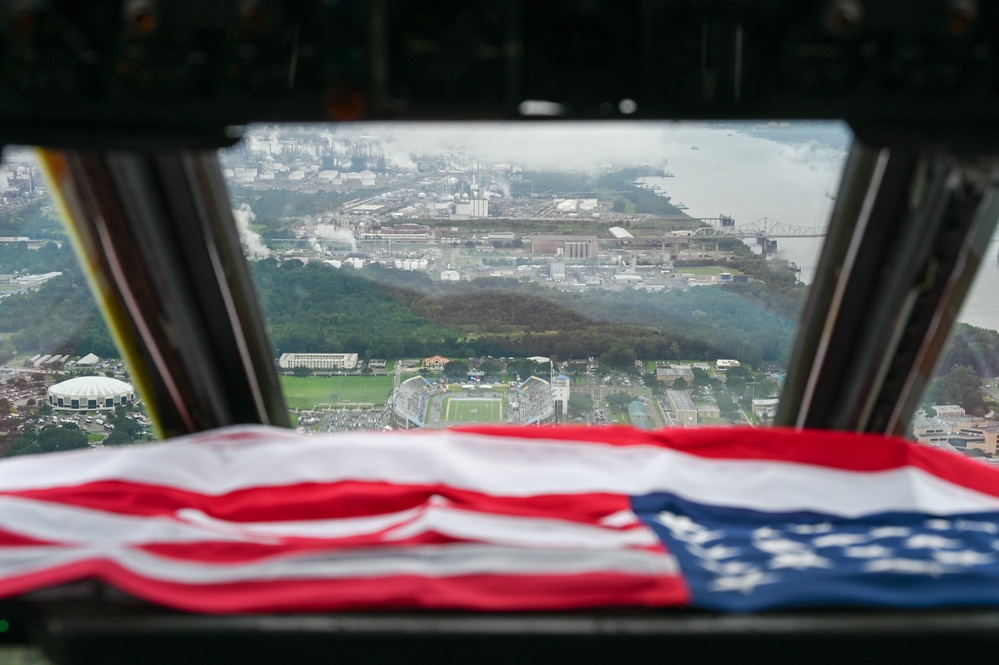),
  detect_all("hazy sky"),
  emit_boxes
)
[250,121,851,173]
